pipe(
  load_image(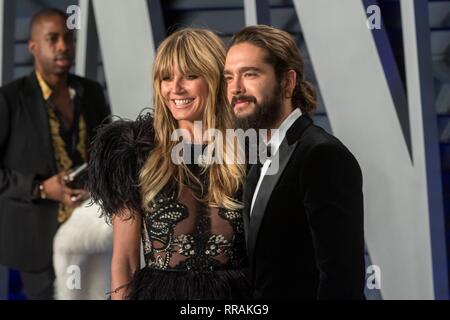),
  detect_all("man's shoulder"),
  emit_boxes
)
[0,76,30,97]
[69,74,103,90]
[301,124,356,160]
[302,124,341,147]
